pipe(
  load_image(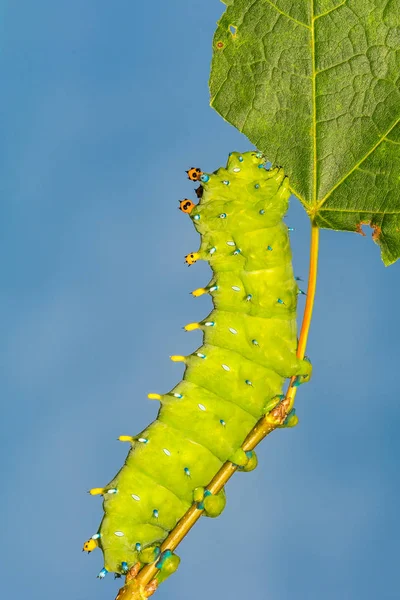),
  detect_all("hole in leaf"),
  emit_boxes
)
[229,24,237,36]
[355,220,382,241]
